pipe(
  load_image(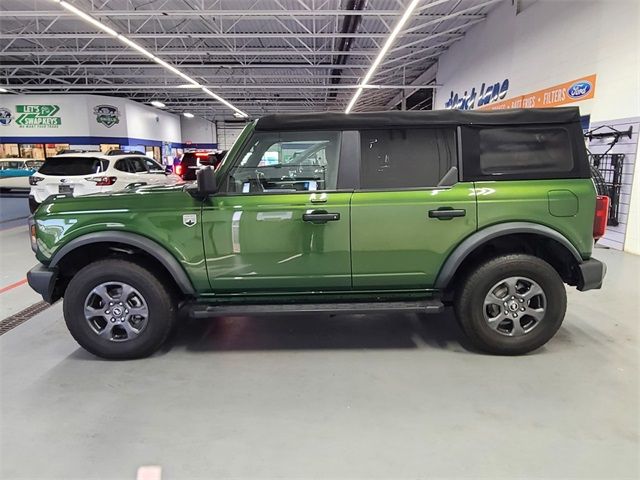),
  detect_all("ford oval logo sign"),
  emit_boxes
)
[567,81,592,99]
